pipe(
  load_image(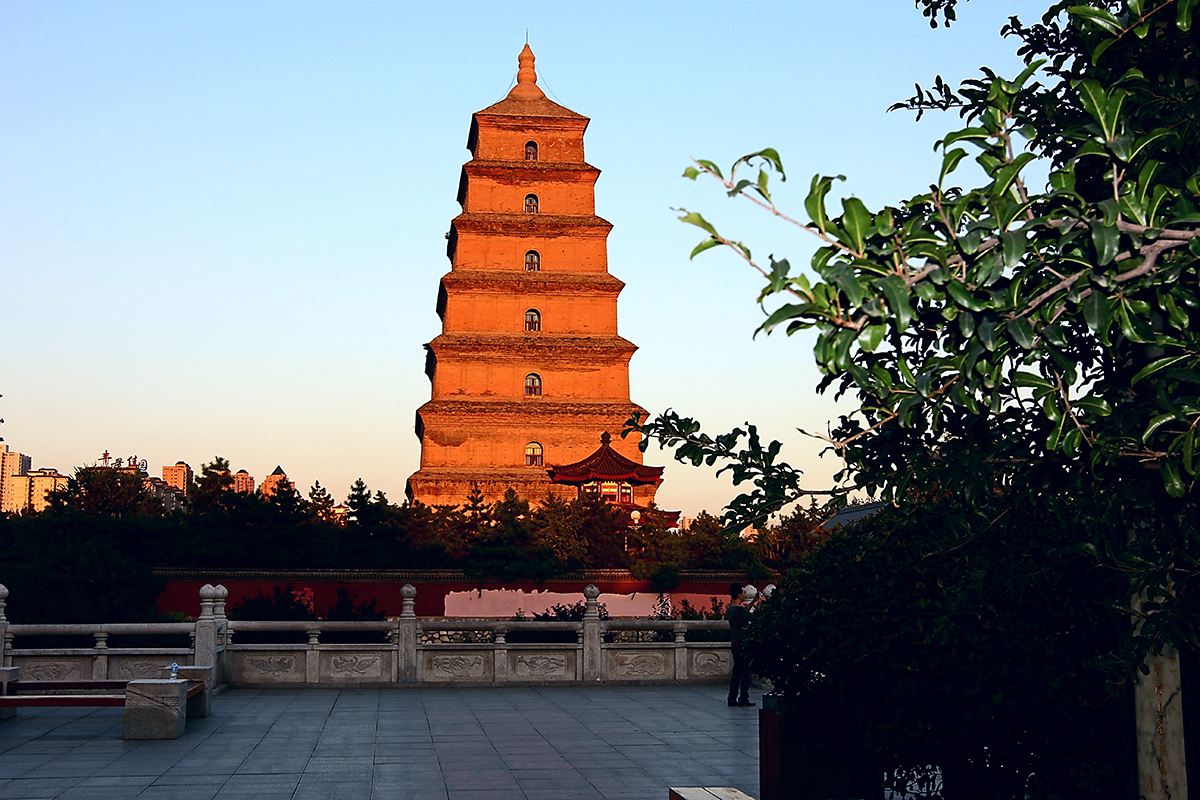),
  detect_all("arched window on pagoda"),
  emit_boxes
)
[524,250,541,272]
[525,141,538,161]
[524,309,541,333]
[524,373,542,397]
[524,442,544,467]
[524,194,539,214]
